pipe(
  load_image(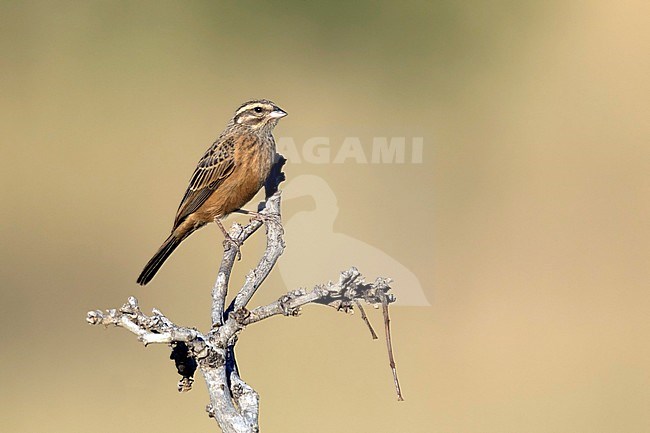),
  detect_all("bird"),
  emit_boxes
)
[137,99,287,285]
